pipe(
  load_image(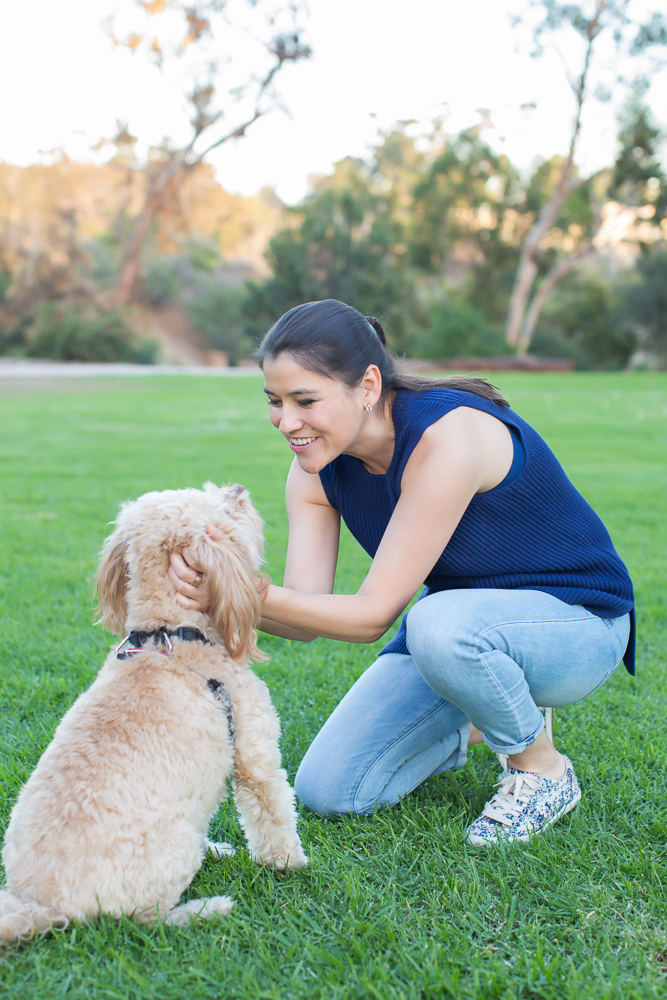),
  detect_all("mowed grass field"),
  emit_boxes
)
[0,371,666,1000]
